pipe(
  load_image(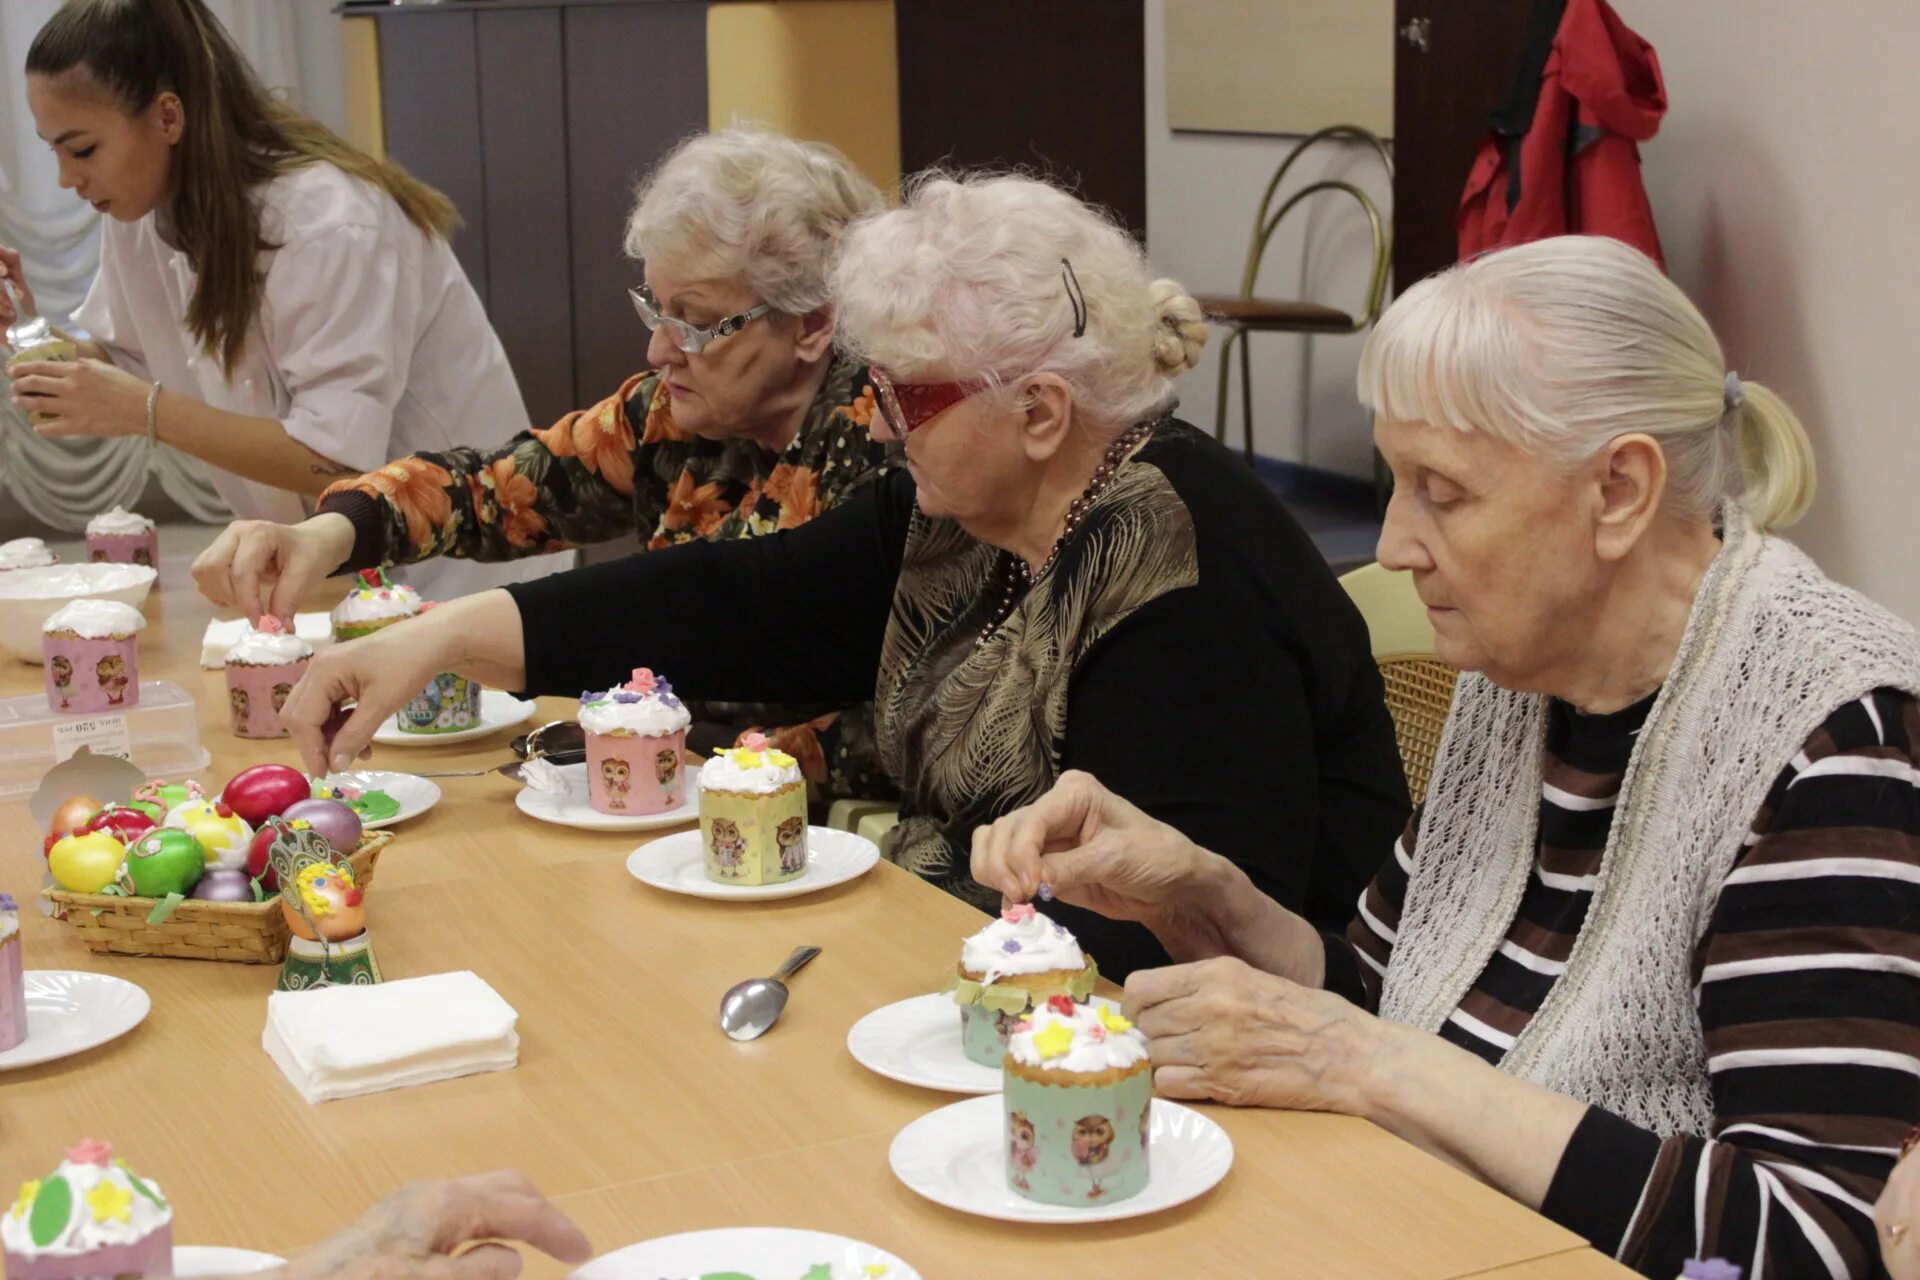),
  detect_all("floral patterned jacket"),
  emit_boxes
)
[317,353,896,803]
